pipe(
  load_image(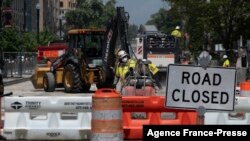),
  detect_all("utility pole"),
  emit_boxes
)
[59,15,62,40]
[36,3,40,42]
[23,0,26,32]
[0,0,2,29]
